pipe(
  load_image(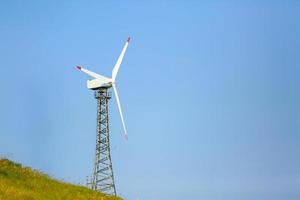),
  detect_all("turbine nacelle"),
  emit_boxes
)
[76,65,114,89]
[87,79,112,90]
